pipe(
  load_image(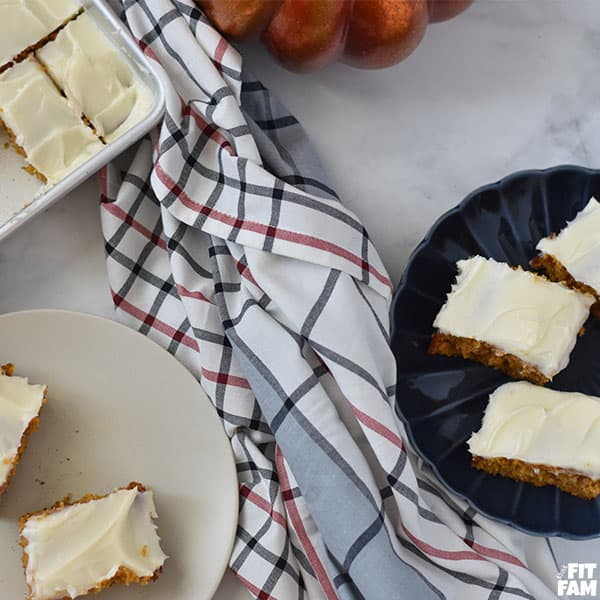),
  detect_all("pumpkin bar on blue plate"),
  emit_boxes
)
[532,197,600,318]
[469,381,600,499]
[428,255,593,385]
